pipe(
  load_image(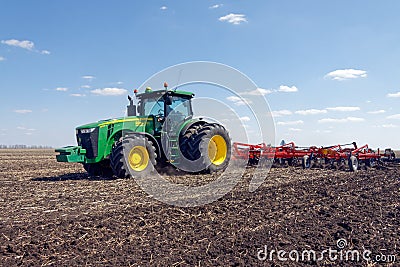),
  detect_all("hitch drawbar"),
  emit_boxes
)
[55,146,86,163]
